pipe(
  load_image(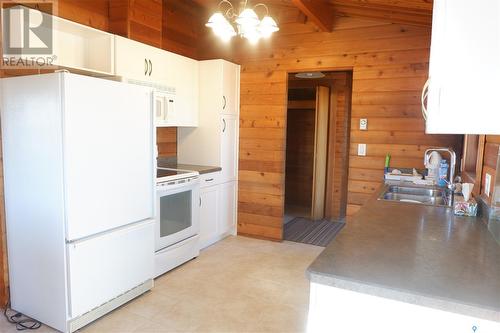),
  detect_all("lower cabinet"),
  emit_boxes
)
[219,181,237,236]
[199,185,219,249]
[199,172,237,250]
